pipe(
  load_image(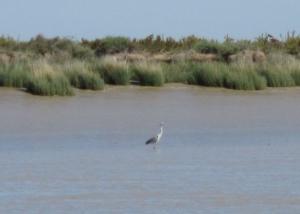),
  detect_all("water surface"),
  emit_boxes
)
[1,85,300,213]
